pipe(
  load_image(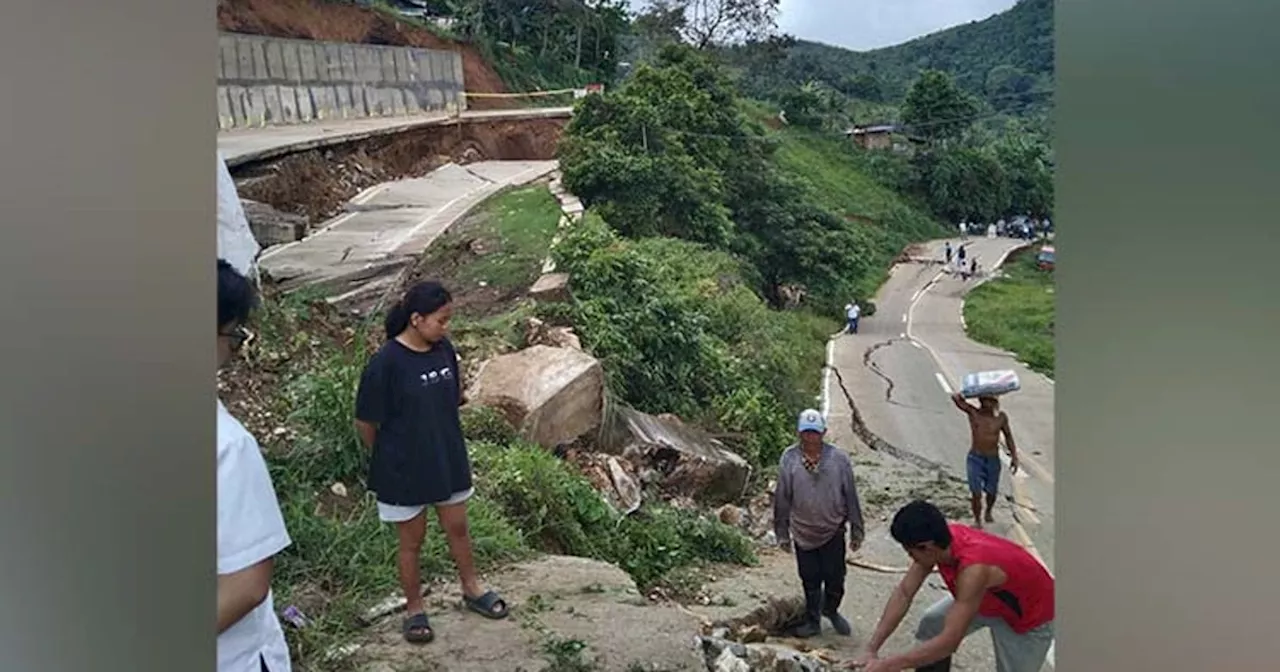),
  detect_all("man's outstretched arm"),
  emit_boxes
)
[858,560,931,661]
[876,565,992,670]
